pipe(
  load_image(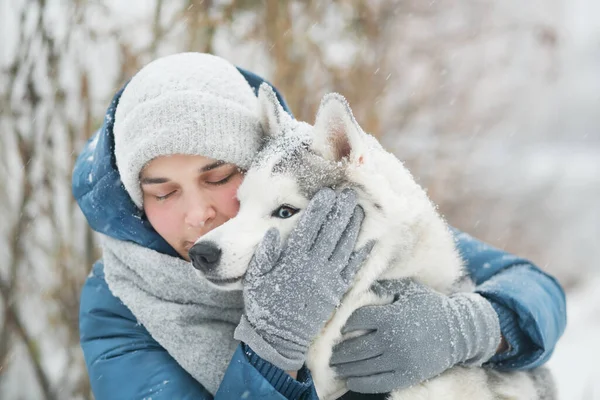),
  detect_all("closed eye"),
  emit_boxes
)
[207,168,242,186]
[271,205,300,219]
[155,191,175,201]
[207,174,234,186]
